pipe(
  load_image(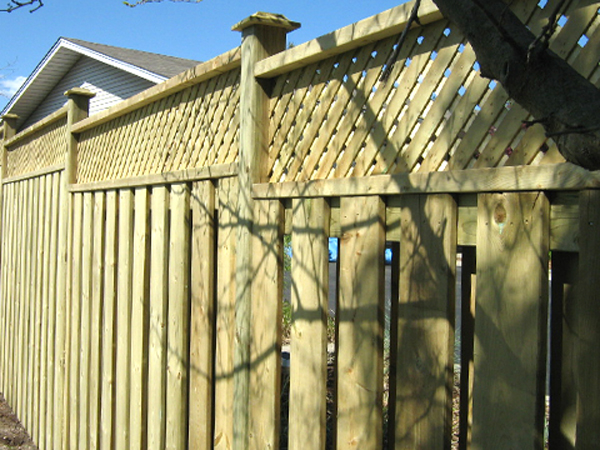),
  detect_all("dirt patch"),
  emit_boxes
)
[0,393,38,450]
